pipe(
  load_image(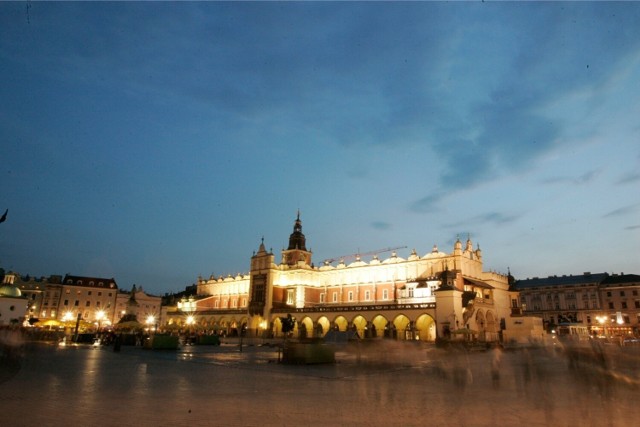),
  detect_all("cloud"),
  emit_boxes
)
[371,221,391,231]
[445,211,522,229]
[616,172,640,185]
[602,204,640,218]
[410,192,445,213]
[543,169,601,185]
[625,225,640,230]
